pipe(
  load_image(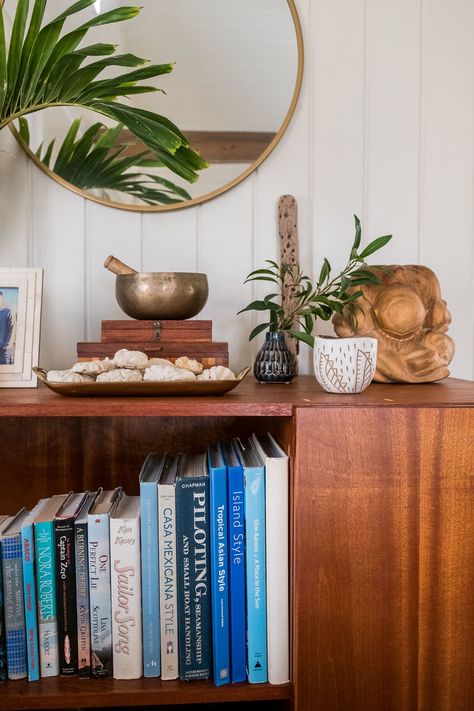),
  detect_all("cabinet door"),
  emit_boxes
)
[292,407,474,711]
